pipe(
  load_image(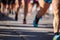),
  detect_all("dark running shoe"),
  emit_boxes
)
[33,20,38,27]
[33,16,42,27]
[23,19,26,24]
